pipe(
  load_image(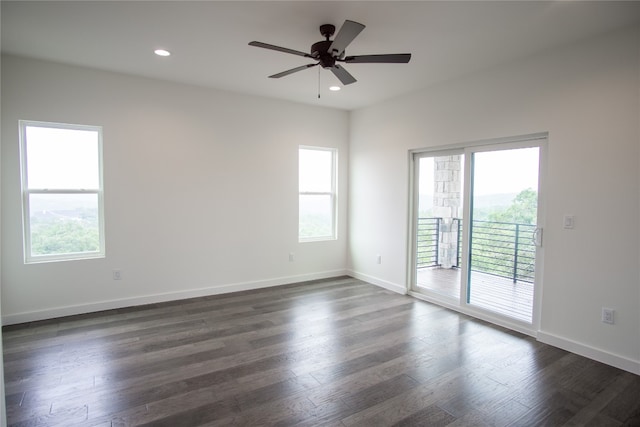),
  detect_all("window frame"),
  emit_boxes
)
[19,120,106,263]
[298,146,338,242]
